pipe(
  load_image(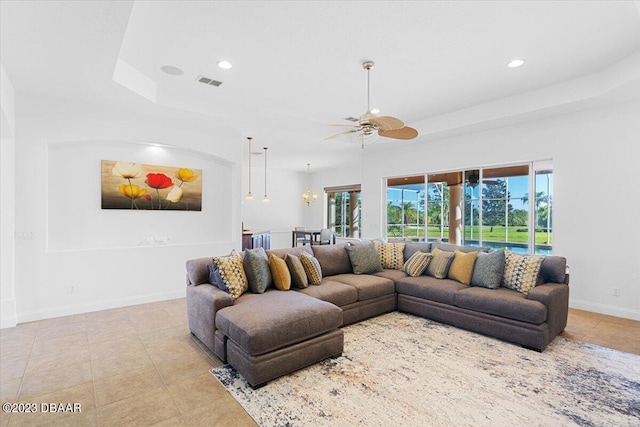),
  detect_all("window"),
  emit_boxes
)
[326,185,361,238]
[401,162,553,255]
[386,176,426,241]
